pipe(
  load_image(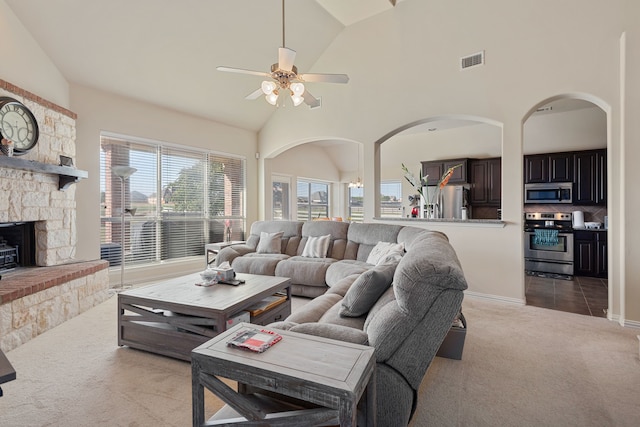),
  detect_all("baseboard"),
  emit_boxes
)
[464,290,526,305]
[623,318,640,329]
